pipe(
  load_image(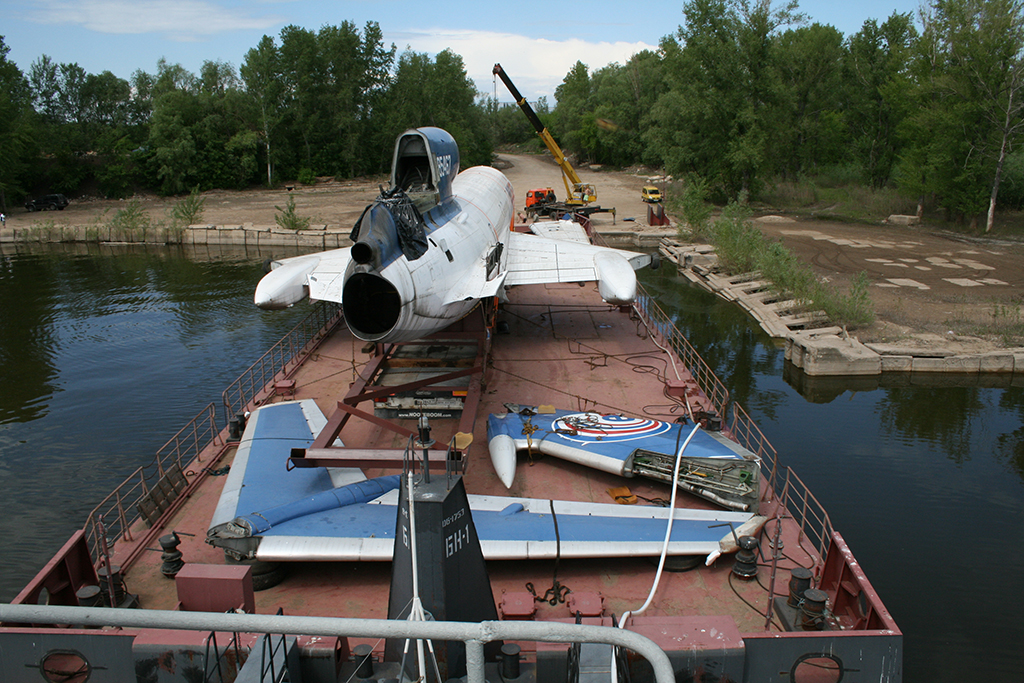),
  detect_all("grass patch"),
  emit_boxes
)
[946,302,1024,345]
[761,178,917,223]
[683,199,875,328]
